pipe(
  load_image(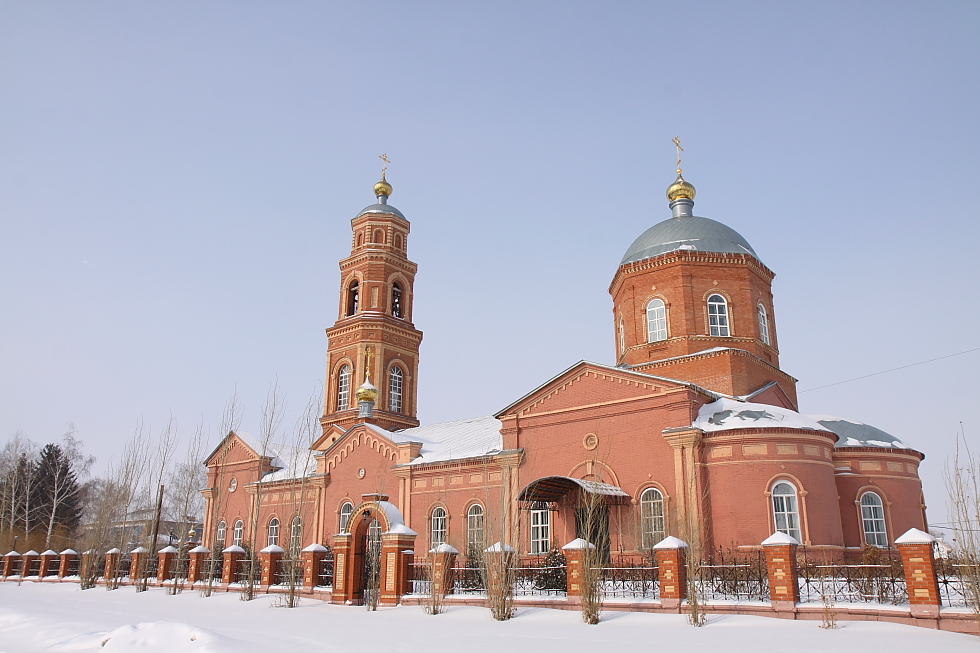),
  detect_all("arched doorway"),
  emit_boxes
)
[349,508,383,606]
